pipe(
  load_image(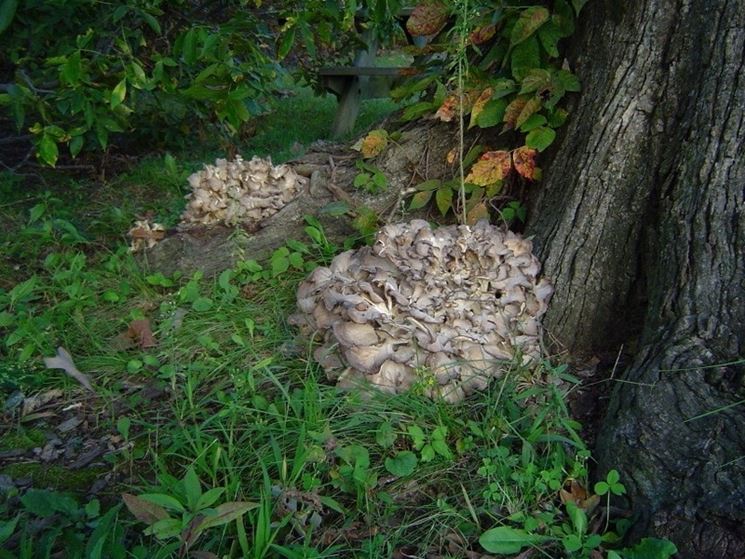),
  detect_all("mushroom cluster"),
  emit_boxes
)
[290,220,554,402]
[180,156,306,227]
[128,220,165,252]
